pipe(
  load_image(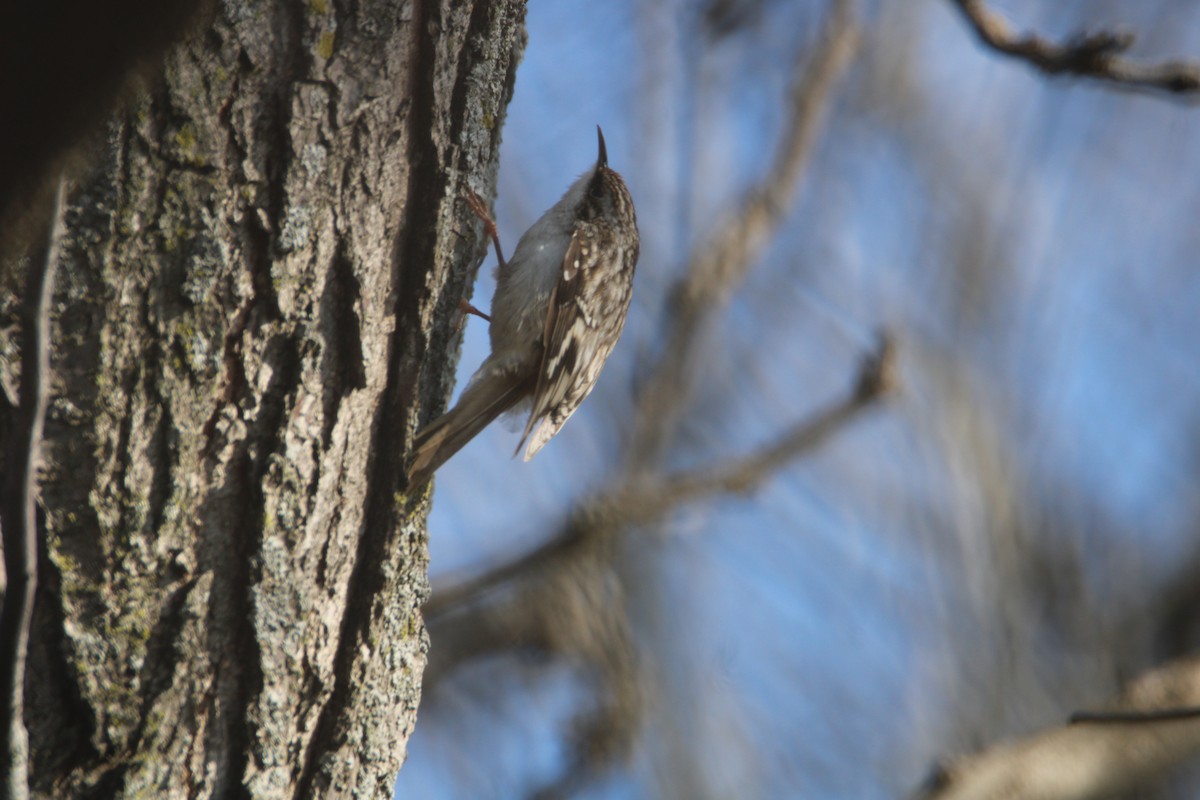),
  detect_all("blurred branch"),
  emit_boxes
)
[426,333,895,618]
[917,656,1200,800]
[598,333,895,526]
[1071,706,1200,724]
[627,0,862,468]
[950,0,1200,97]
[424,538,639,799]
[424,332,893,783]
[425,321,891,789]
[1152,519,1200,660]
[0,175,64,799]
